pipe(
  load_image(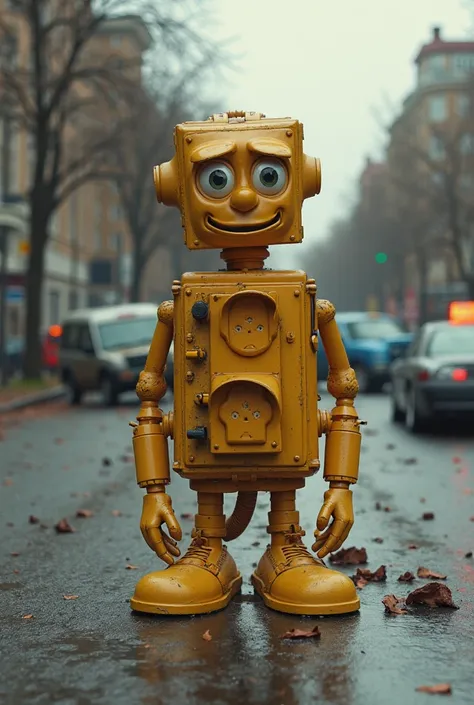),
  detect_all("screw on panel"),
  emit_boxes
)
[186,136,193,143]
[294,455,300,462]
[213,444,219,450]
[189,456,195,462]
[294,290,300,297]
[186,333,194,343]
[213,295,219,301]
[290,235,295,241]
[271,441,278,448]
[185,289,192,296]
[193,240,200,246]
[186,371,195,382]
[286,332,295,343]
[286,130,293,137]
